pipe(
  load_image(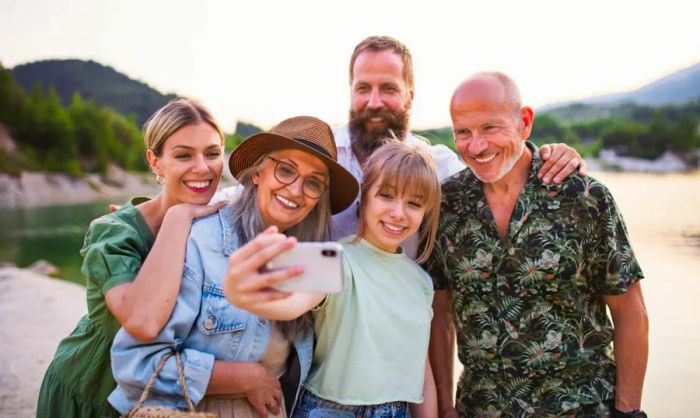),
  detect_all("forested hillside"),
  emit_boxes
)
[0,62,145,176]
[11,60,176,126]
